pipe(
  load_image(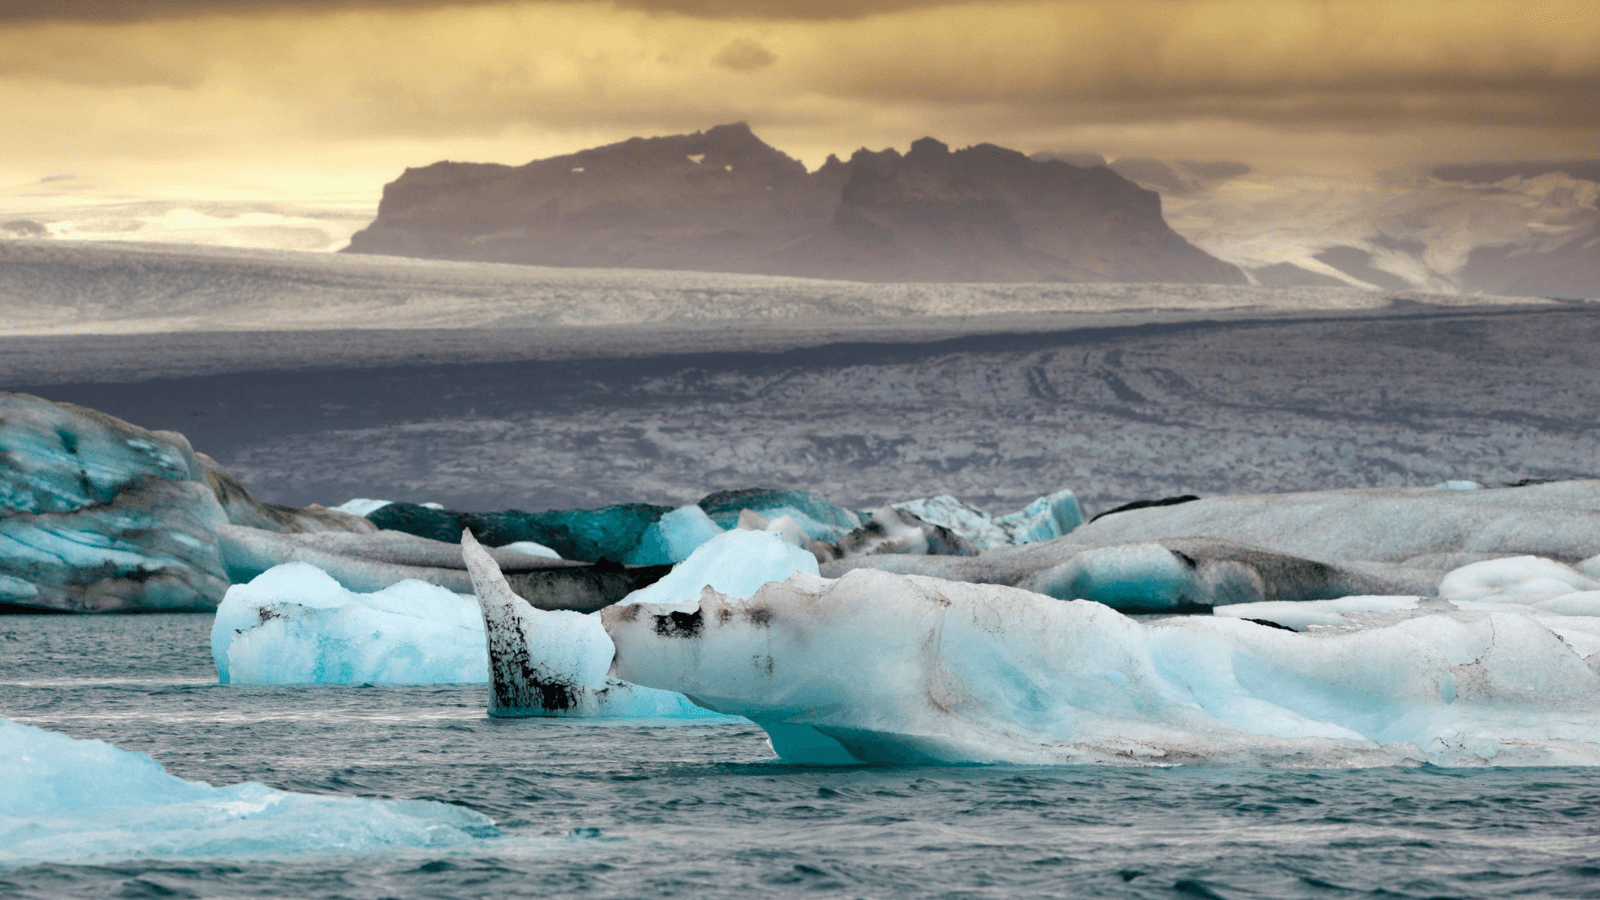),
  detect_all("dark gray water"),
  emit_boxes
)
[3,613,1599,899]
